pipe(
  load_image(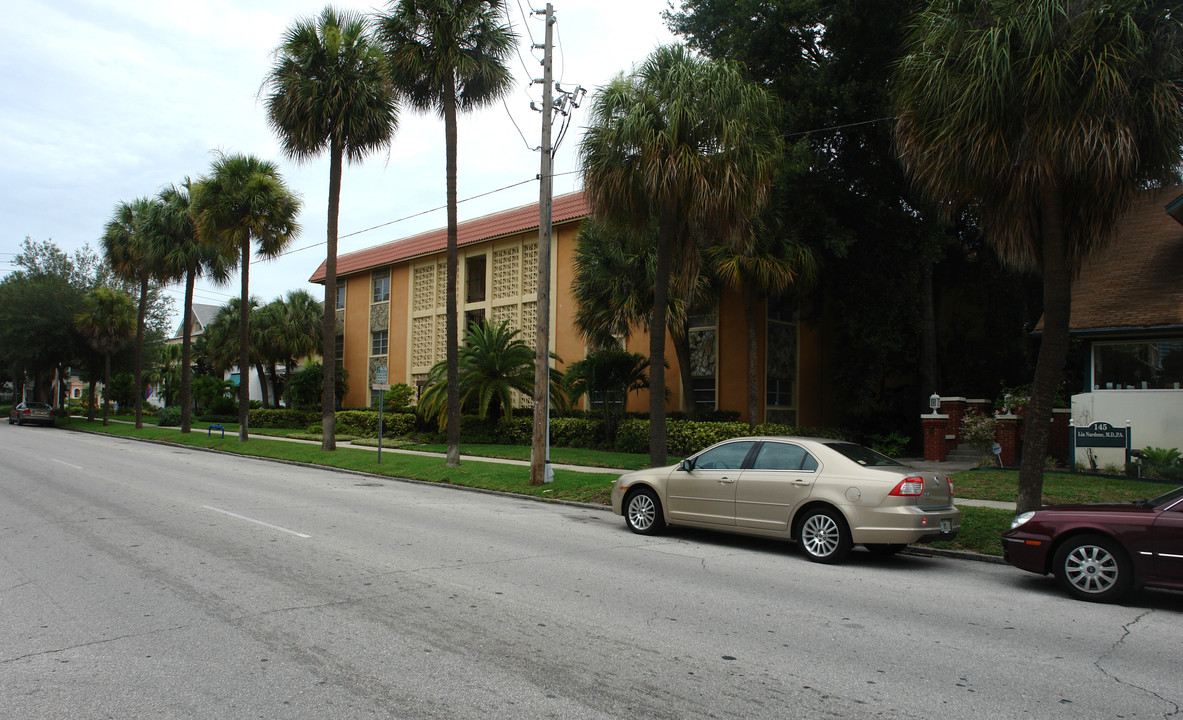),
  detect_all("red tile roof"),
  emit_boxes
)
[310,190,589,283]
[1040,185,1183,334]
